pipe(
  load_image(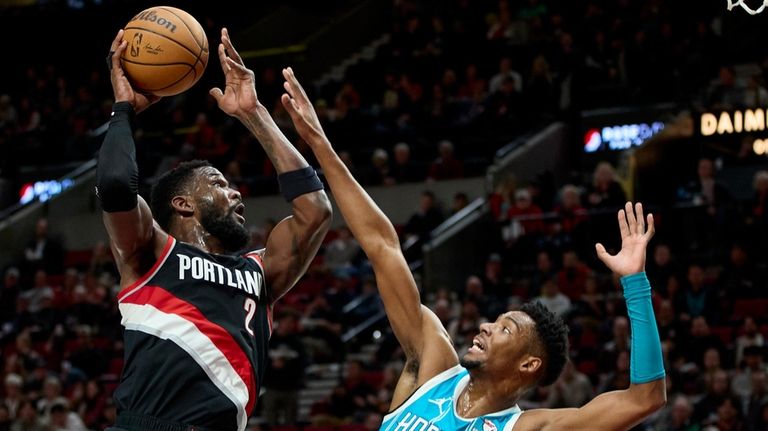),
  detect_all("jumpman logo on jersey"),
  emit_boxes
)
[427,397,453,422]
